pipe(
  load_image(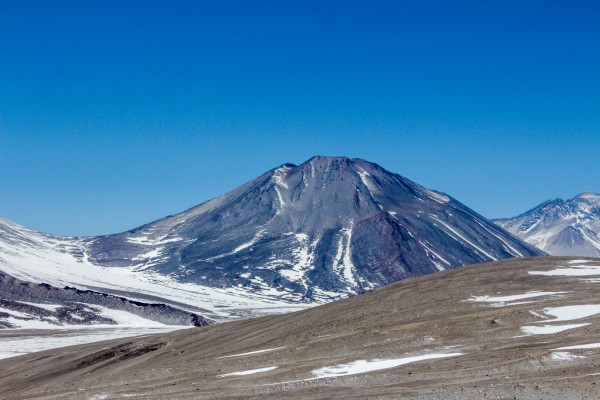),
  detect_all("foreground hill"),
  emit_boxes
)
[495,192,600,257]
[2,256,600,399]
[0,156,542,320]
